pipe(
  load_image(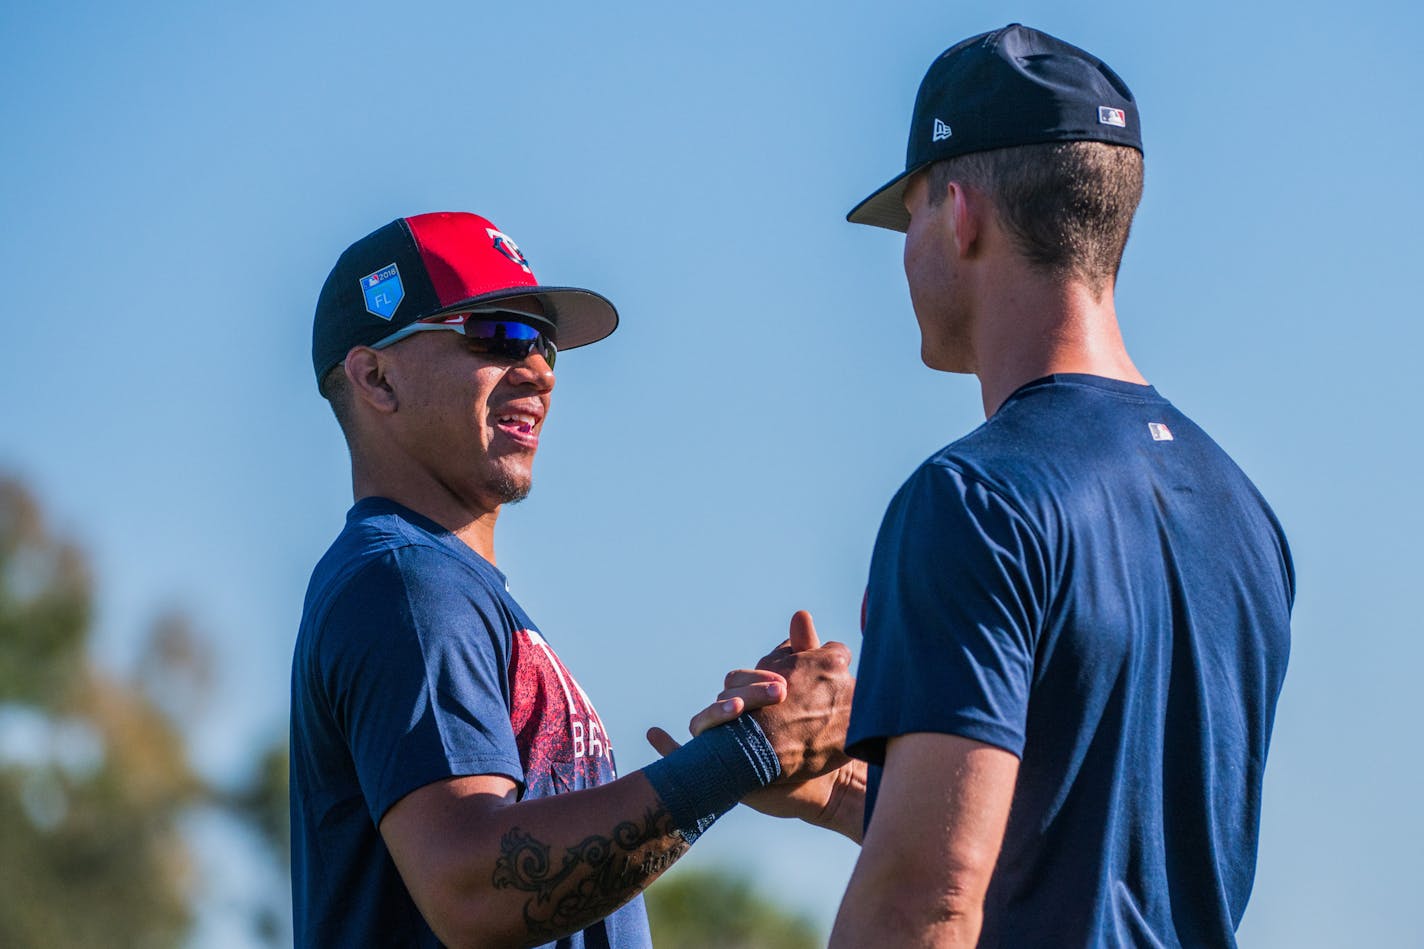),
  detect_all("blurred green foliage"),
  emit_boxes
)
[0,478,198,945]
[0,479,90,706]
[0,477,282,947]
[646,866,822,949]
[230,739,290,864]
